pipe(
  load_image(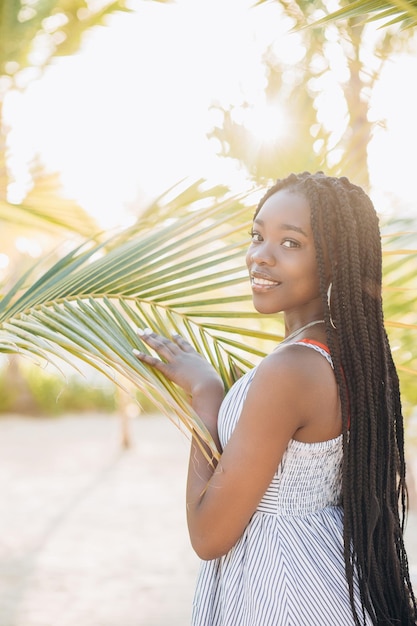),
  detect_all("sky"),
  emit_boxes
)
[4,0,417,229]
